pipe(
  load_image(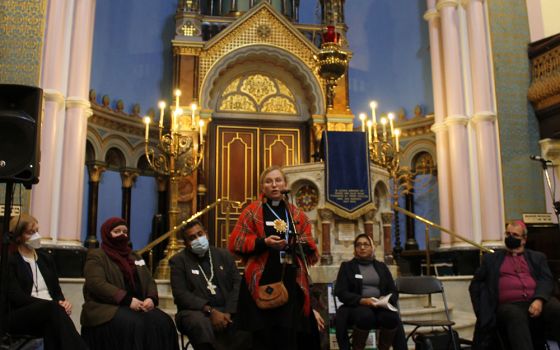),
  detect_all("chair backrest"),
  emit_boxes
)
[396,275,443,295]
